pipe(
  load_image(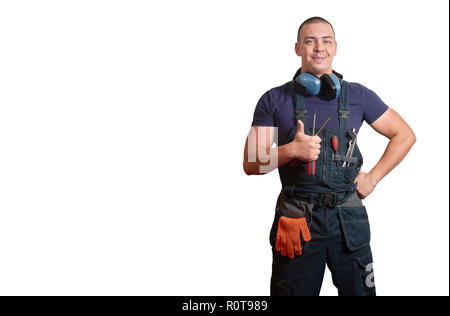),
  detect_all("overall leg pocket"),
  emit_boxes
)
[337,206,371,251]
[278,190,313,218]
[270,191,314,252]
